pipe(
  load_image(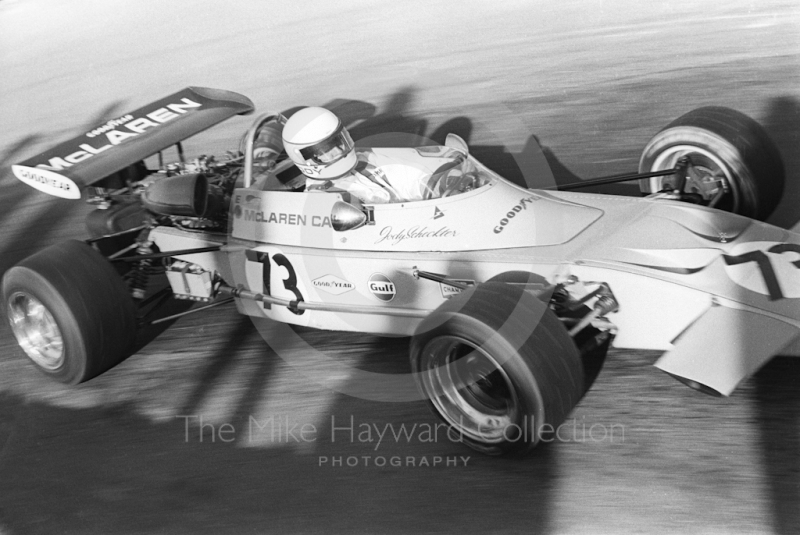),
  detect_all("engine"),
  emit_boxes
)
[141,172,227,220]
[86,154,241,237]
